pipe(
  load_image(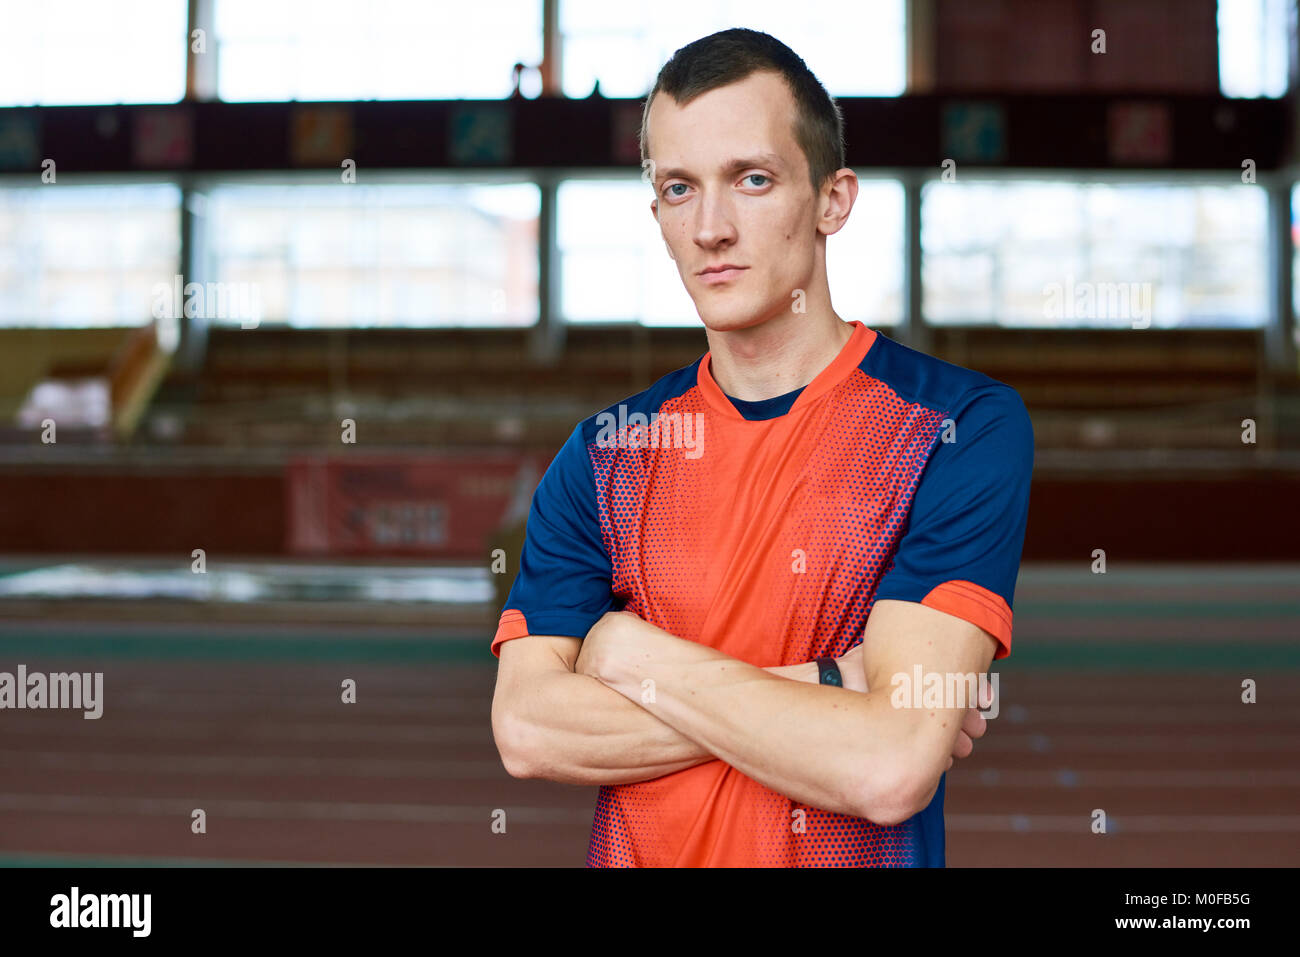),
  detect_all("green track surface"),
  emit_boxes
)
[1014,600,1300,618]
[0,631,1295,669]
[0,633,494,663]
[0,853,328,868]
